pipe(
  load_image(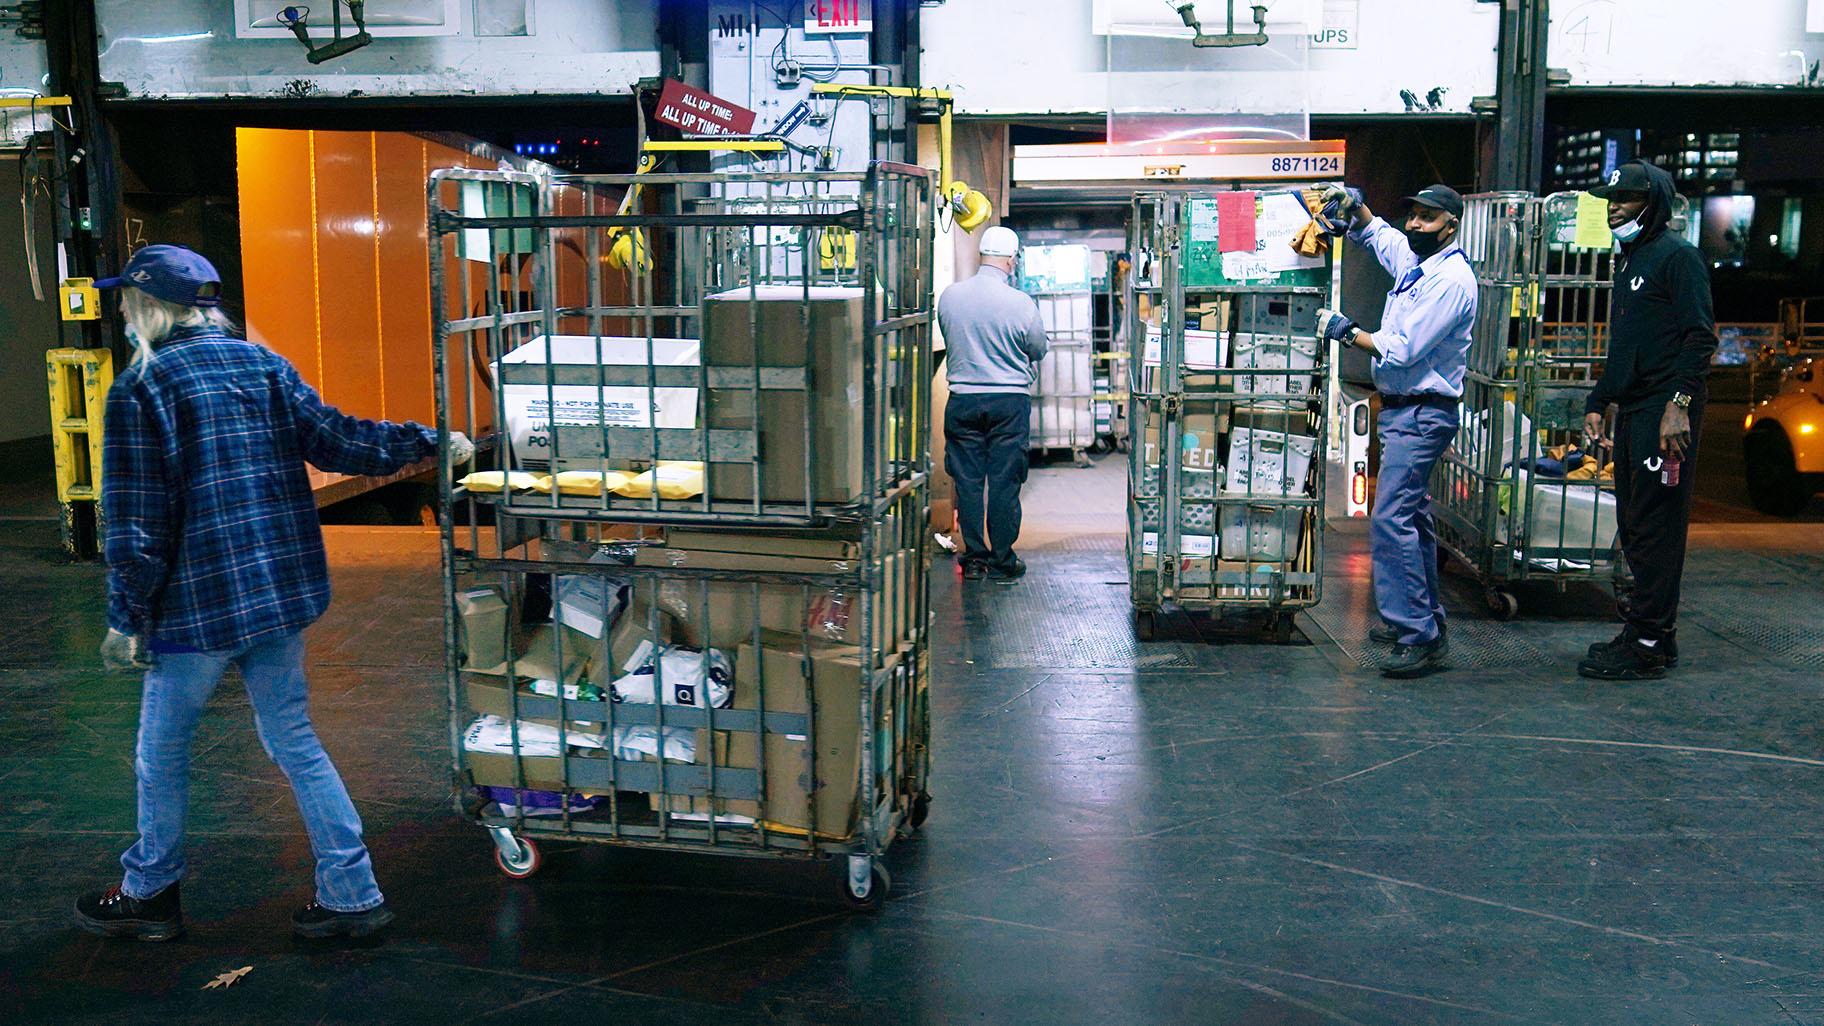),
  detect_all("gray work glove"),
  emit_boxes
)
[447,430,475,466]
[1318,184,1365,233]
[101,629,151,673]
